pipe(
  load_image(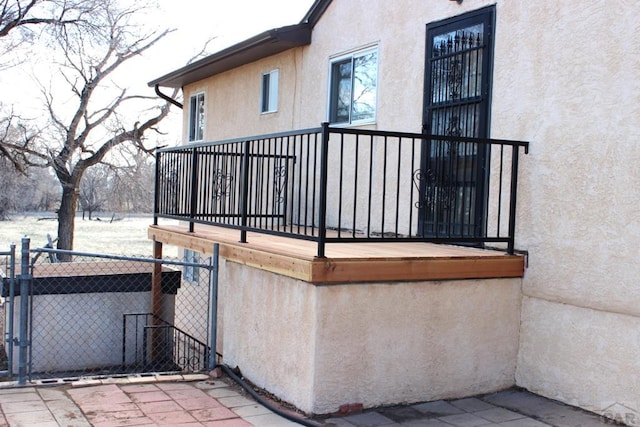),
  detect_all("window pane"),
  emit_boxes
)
[268,70,278,112]
[189,93,205,141]
[261,73,270,112]
[330,59,352,123]
[351,51,377,122]
[189,96,197,141]
[261,70,279,113]
[196,94,204,140]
